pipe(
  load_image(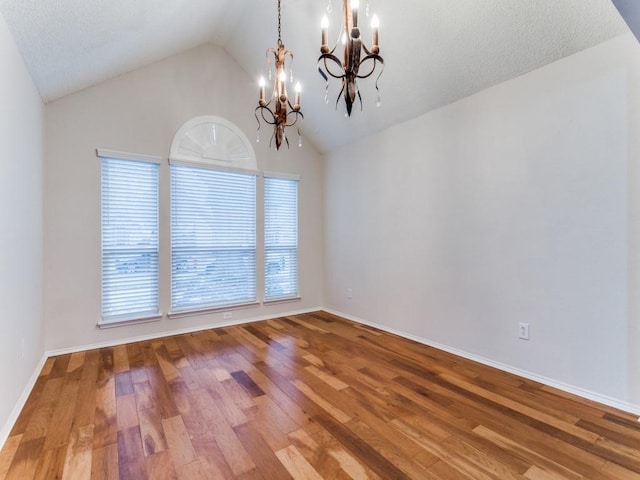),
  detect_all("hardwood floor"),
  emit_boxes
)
[1,311,639,479]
